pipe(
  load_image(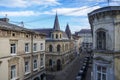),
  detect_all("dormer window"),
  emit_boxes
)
[56,34,58,39]
[60,34,61,38]
[96,30,106,50]
[12,33,15,37]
